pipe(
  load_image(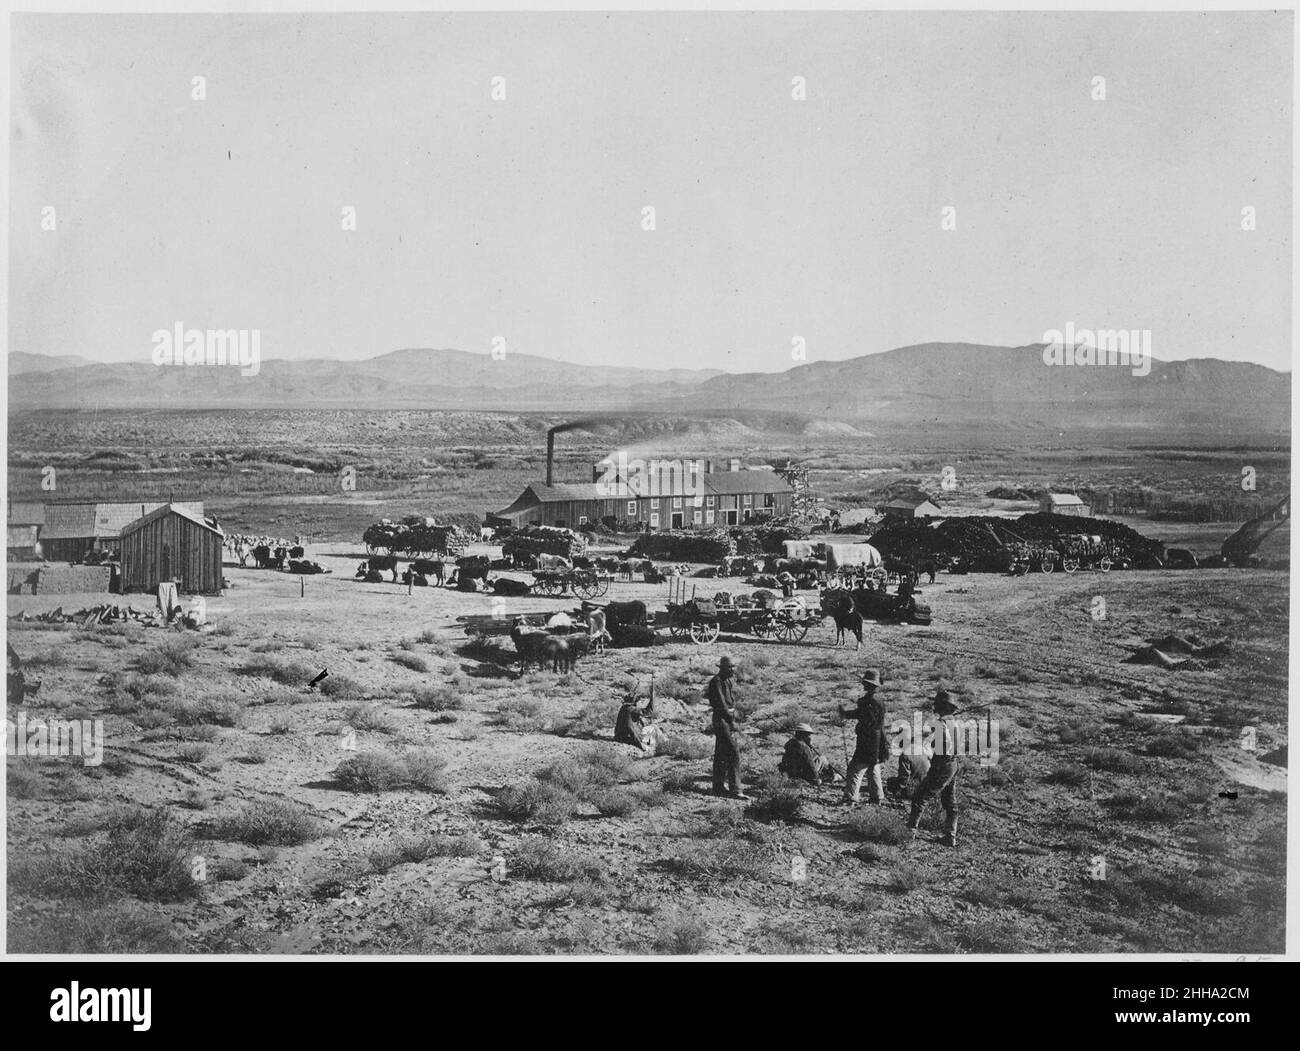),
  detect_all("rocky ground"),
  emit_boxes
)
[5,544,1287,955]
